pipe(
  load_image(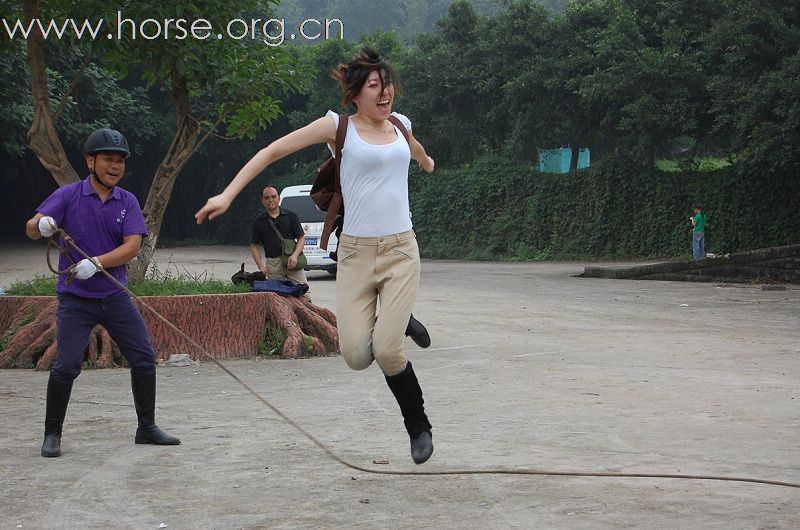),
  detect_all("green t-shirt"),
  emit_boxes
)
[692,212,706,232]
